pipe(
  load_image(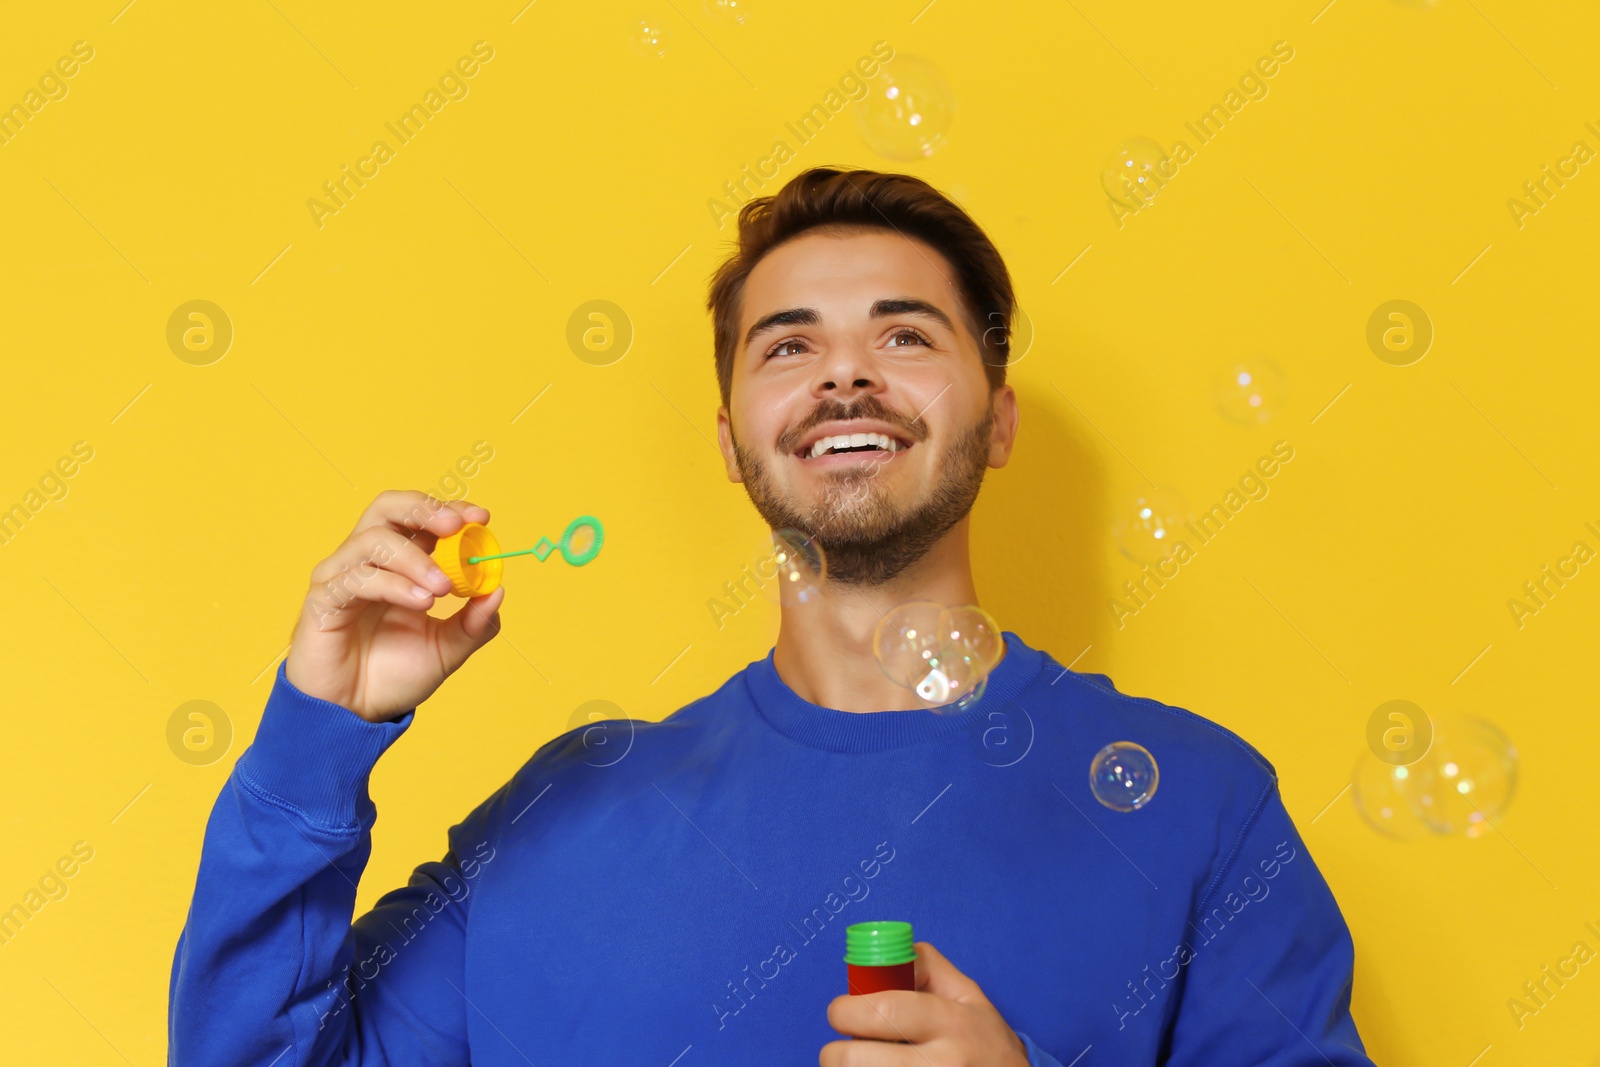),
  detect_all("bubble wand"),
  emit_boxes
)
[430,515,605,597]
